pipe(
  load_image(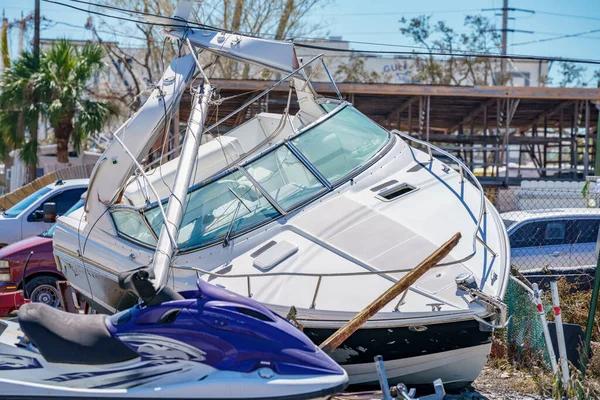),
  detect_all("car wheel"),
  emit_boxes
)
[26,276,61,308]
